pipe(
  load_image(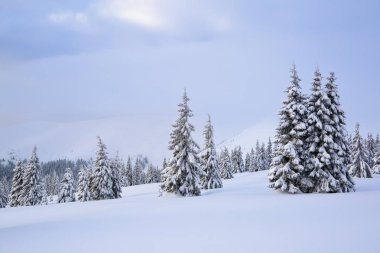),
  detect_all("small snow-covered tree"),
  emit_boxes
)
[58,168,75,203]
[160,90,203,196]
[201,115,223,189]
[146,164,157,184]
[365,133,376,170]
[0,177,10,208]
[349,124,372,178]
[268,65,307,193]
[90,137,114,200]
[124,157,133,186]
[373,142,380,174]
[248,148,255,172]
[264,138,273,170]
[220,148,234,179]
[21,146,43,206]
[244,153,251,172]
[133,159,144,185]
[110,155,122,199]
[9,160,24,207]
[77,165,91,202]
